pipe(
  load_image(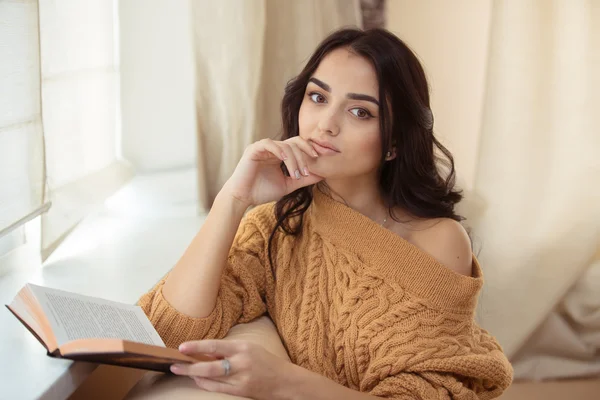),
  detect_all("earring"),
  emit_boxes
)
[385,151,392,158]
